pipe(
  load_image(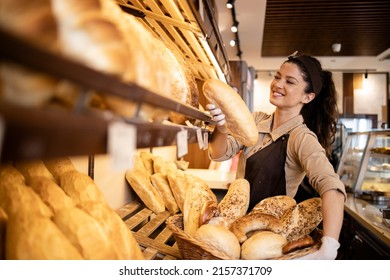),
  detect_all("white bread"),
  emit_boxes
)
[6,211,83,260]
[202,79,259,146]
[125,168,165,214]
[218,179,250,223]
[0,207,7,260]
[194,224,240,259]
[26,176,74,214]
[53,207,117,259]
[281,197,322,242]
[79,201,144,260]
[230,212,284,243]
[139,151,155,176]
[250,195,296,218]
[43,157,76,182]
[166,169,189,213]
[153,156,177,176]
[59,169,109,207]
[0,163,25,185]
[241,231,287,260]
[150,173,180,215]
[14,160,57,183]
[183,178,217,236]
